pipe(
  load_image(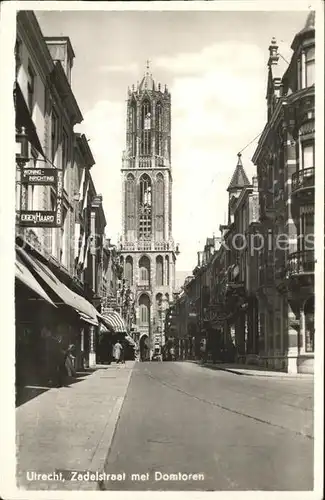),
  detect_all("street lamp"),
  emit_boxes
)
[16,127,29,167]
